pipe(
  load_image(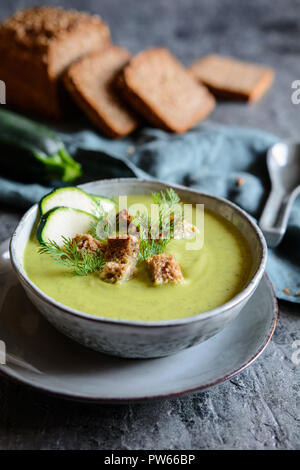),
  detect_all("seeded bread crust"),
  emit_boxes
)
[64,46,139,138]
[189,54,274,102]
[0,7,110,118]
[118,48,215,133]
